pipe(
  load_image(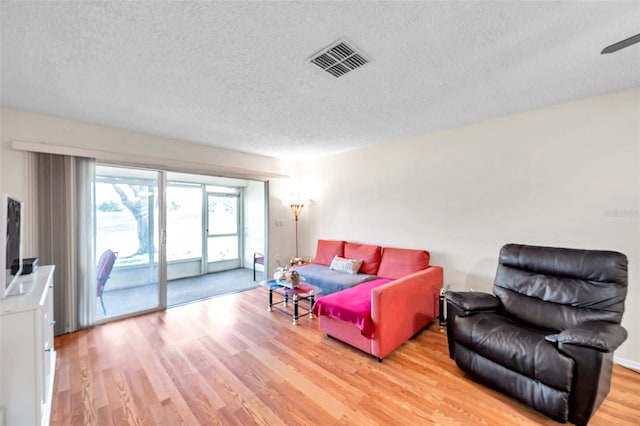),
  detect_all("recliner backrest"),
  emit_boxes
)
[493,244,627,331]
